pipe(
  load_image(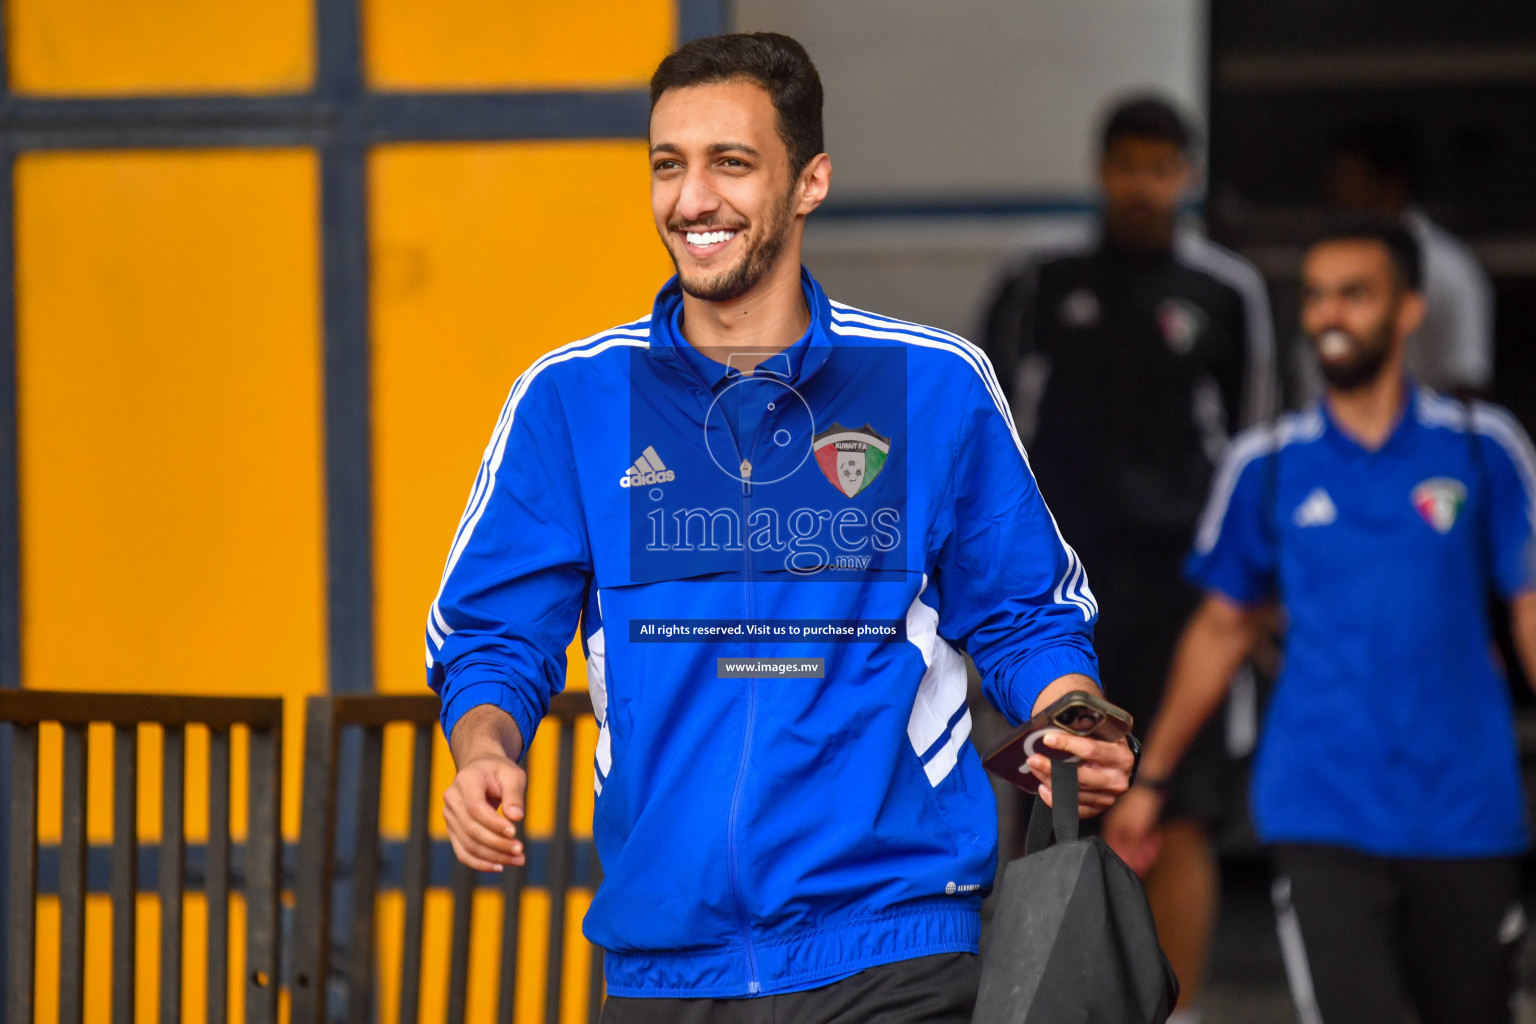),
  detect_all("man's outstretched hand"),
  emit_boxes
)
[444,705,528,872]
